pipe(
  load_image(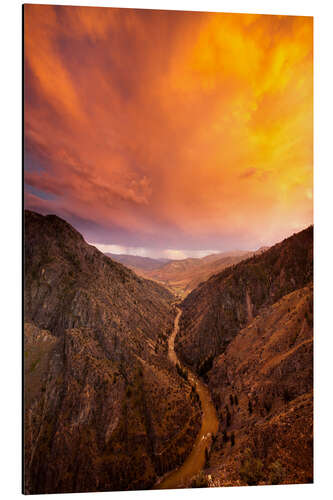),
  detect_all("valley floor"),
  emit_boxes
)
[156,308,218,489]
